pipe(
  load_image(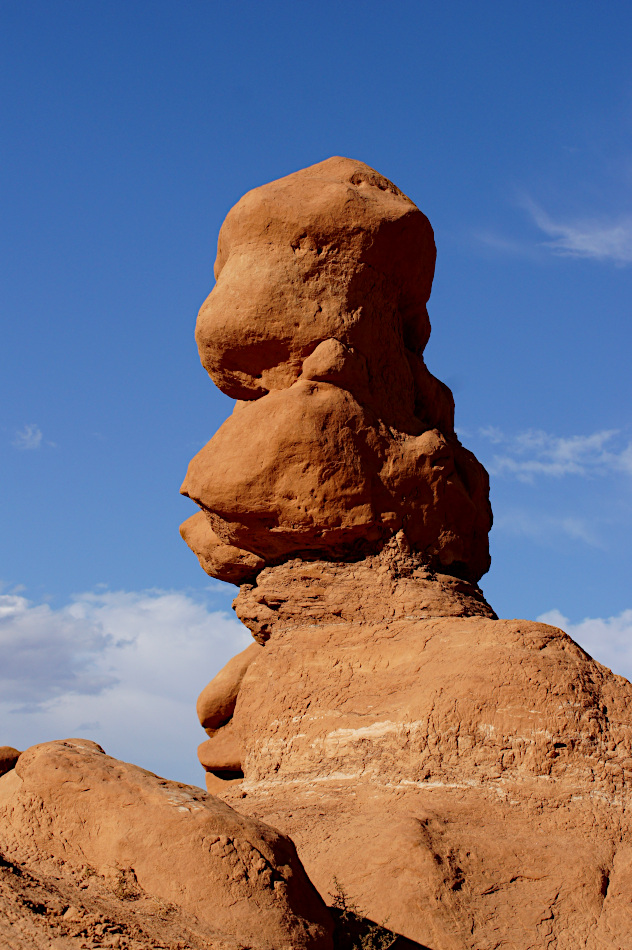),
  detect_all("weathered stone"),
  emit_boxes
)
[0,739,333,950]
[178,156,632,949]
[180,511,265,584]
[233,534,496,644]
[197,642,263,732]
[181,156,492,585]
[217,613,632,950]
